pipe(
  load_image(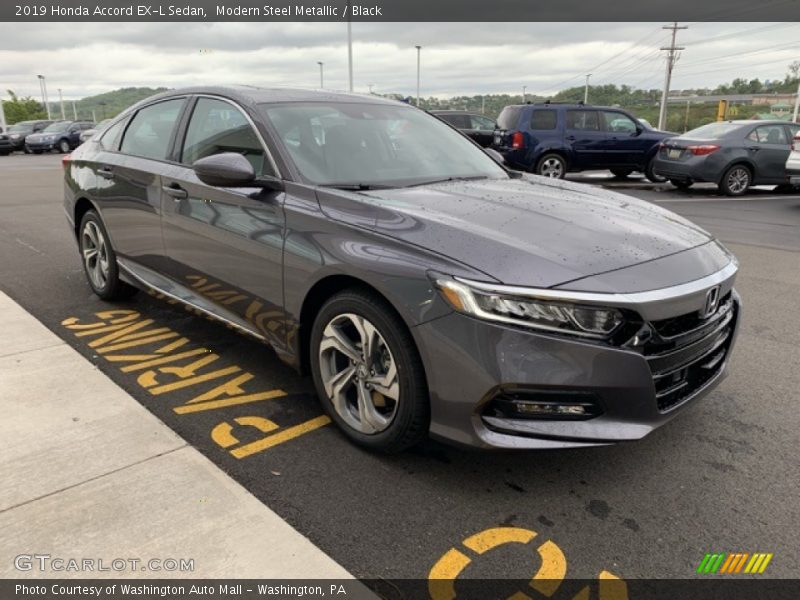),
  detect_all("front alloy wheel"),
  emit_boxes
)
[319,313,399,434]
[59,139,71,153]
[310,289,429,452]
